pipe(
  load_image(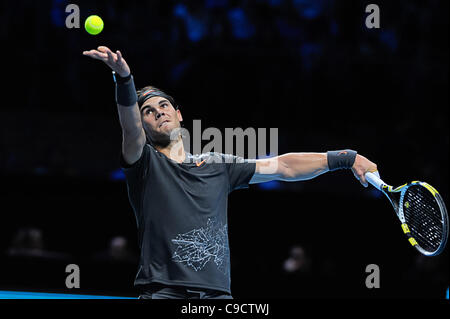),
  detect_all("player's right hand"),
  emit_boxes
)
[352,154,378,188]
[83,46,131,78]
